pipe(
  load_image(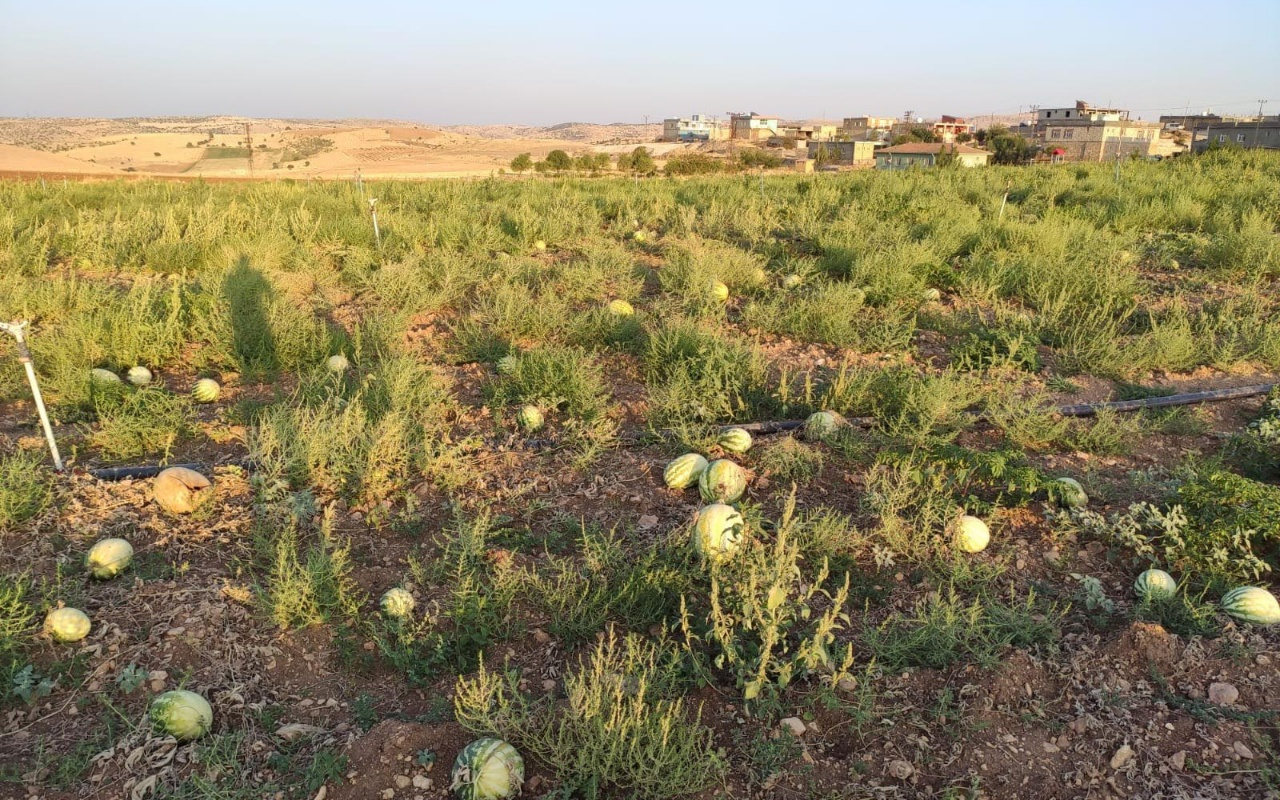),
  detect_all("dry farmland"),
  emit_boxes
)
[1,150,1279,800]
